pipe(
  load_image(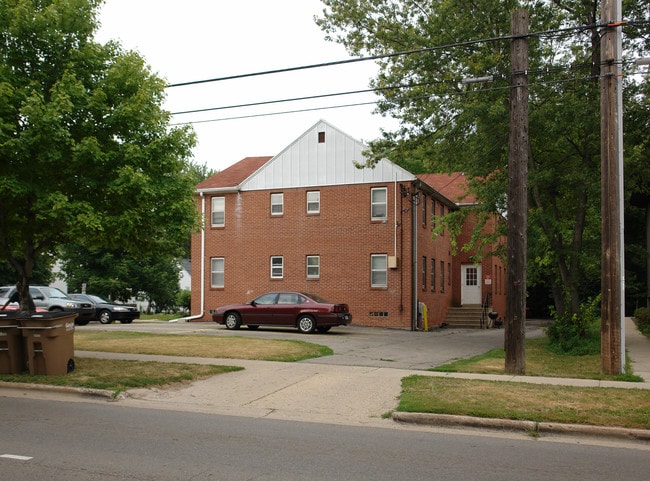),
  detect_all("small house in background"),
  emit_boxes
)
[190,120,505,329]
